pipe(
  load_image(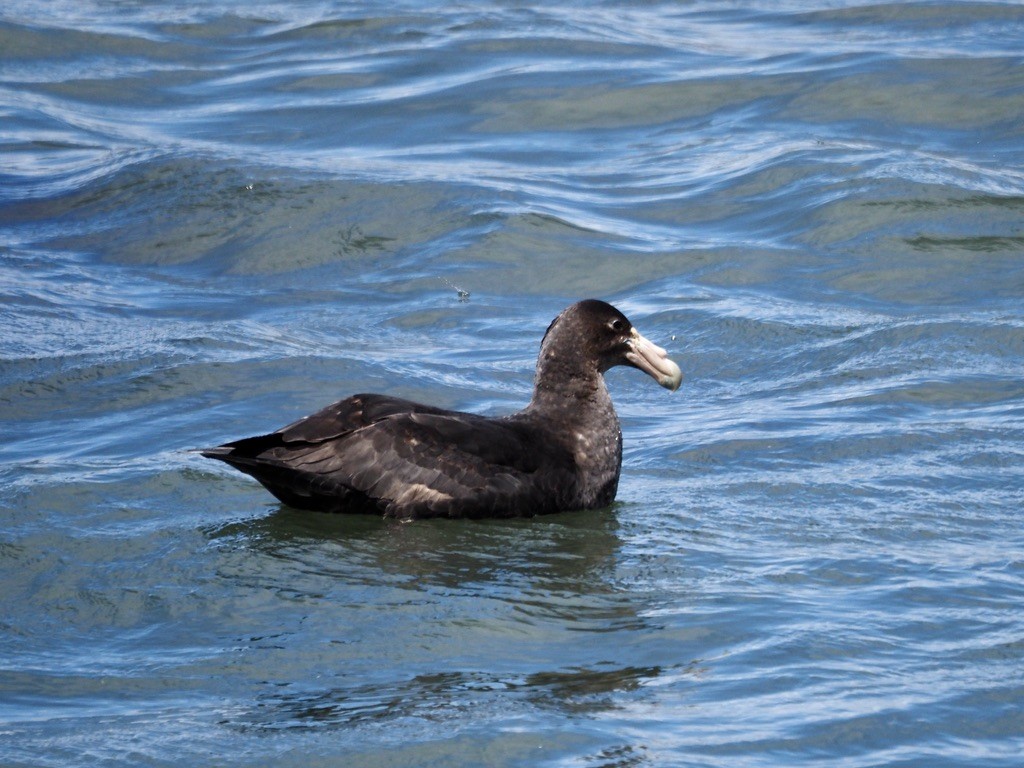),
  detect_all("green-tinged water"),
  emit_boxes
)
[2,2,1023,766]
